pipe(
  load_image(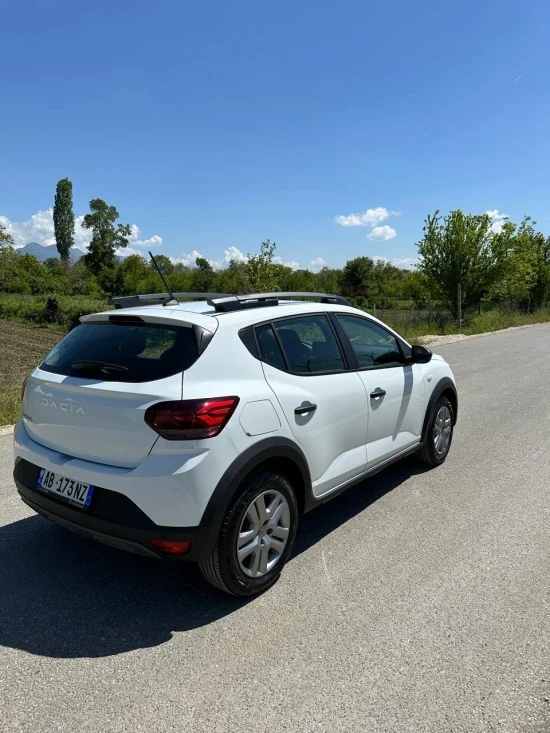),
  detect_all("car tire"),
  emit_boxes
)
[416,395,454,467]
[199,470,299,597]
